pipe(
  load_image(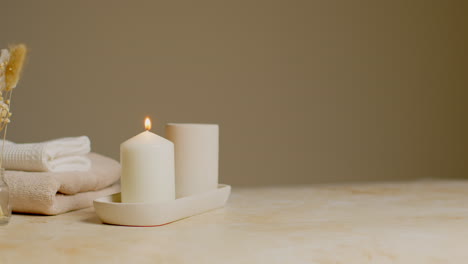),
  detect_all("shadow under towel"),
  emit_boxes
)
[4,153,121,215]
